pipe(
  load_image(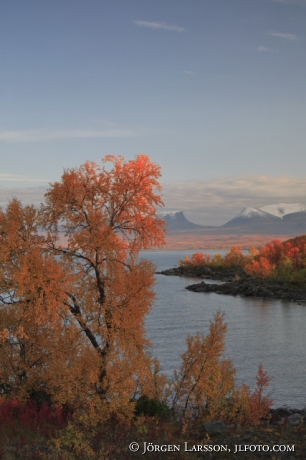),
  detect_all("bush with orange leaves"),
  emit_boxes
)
[171,313,272,426]
[244,236,306,283]
[224,246,245,268]
[244,256,274,279]
[228,364,272,426]
[182,237,306,284]
[179,252,211,268]
[180,247,246,271]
